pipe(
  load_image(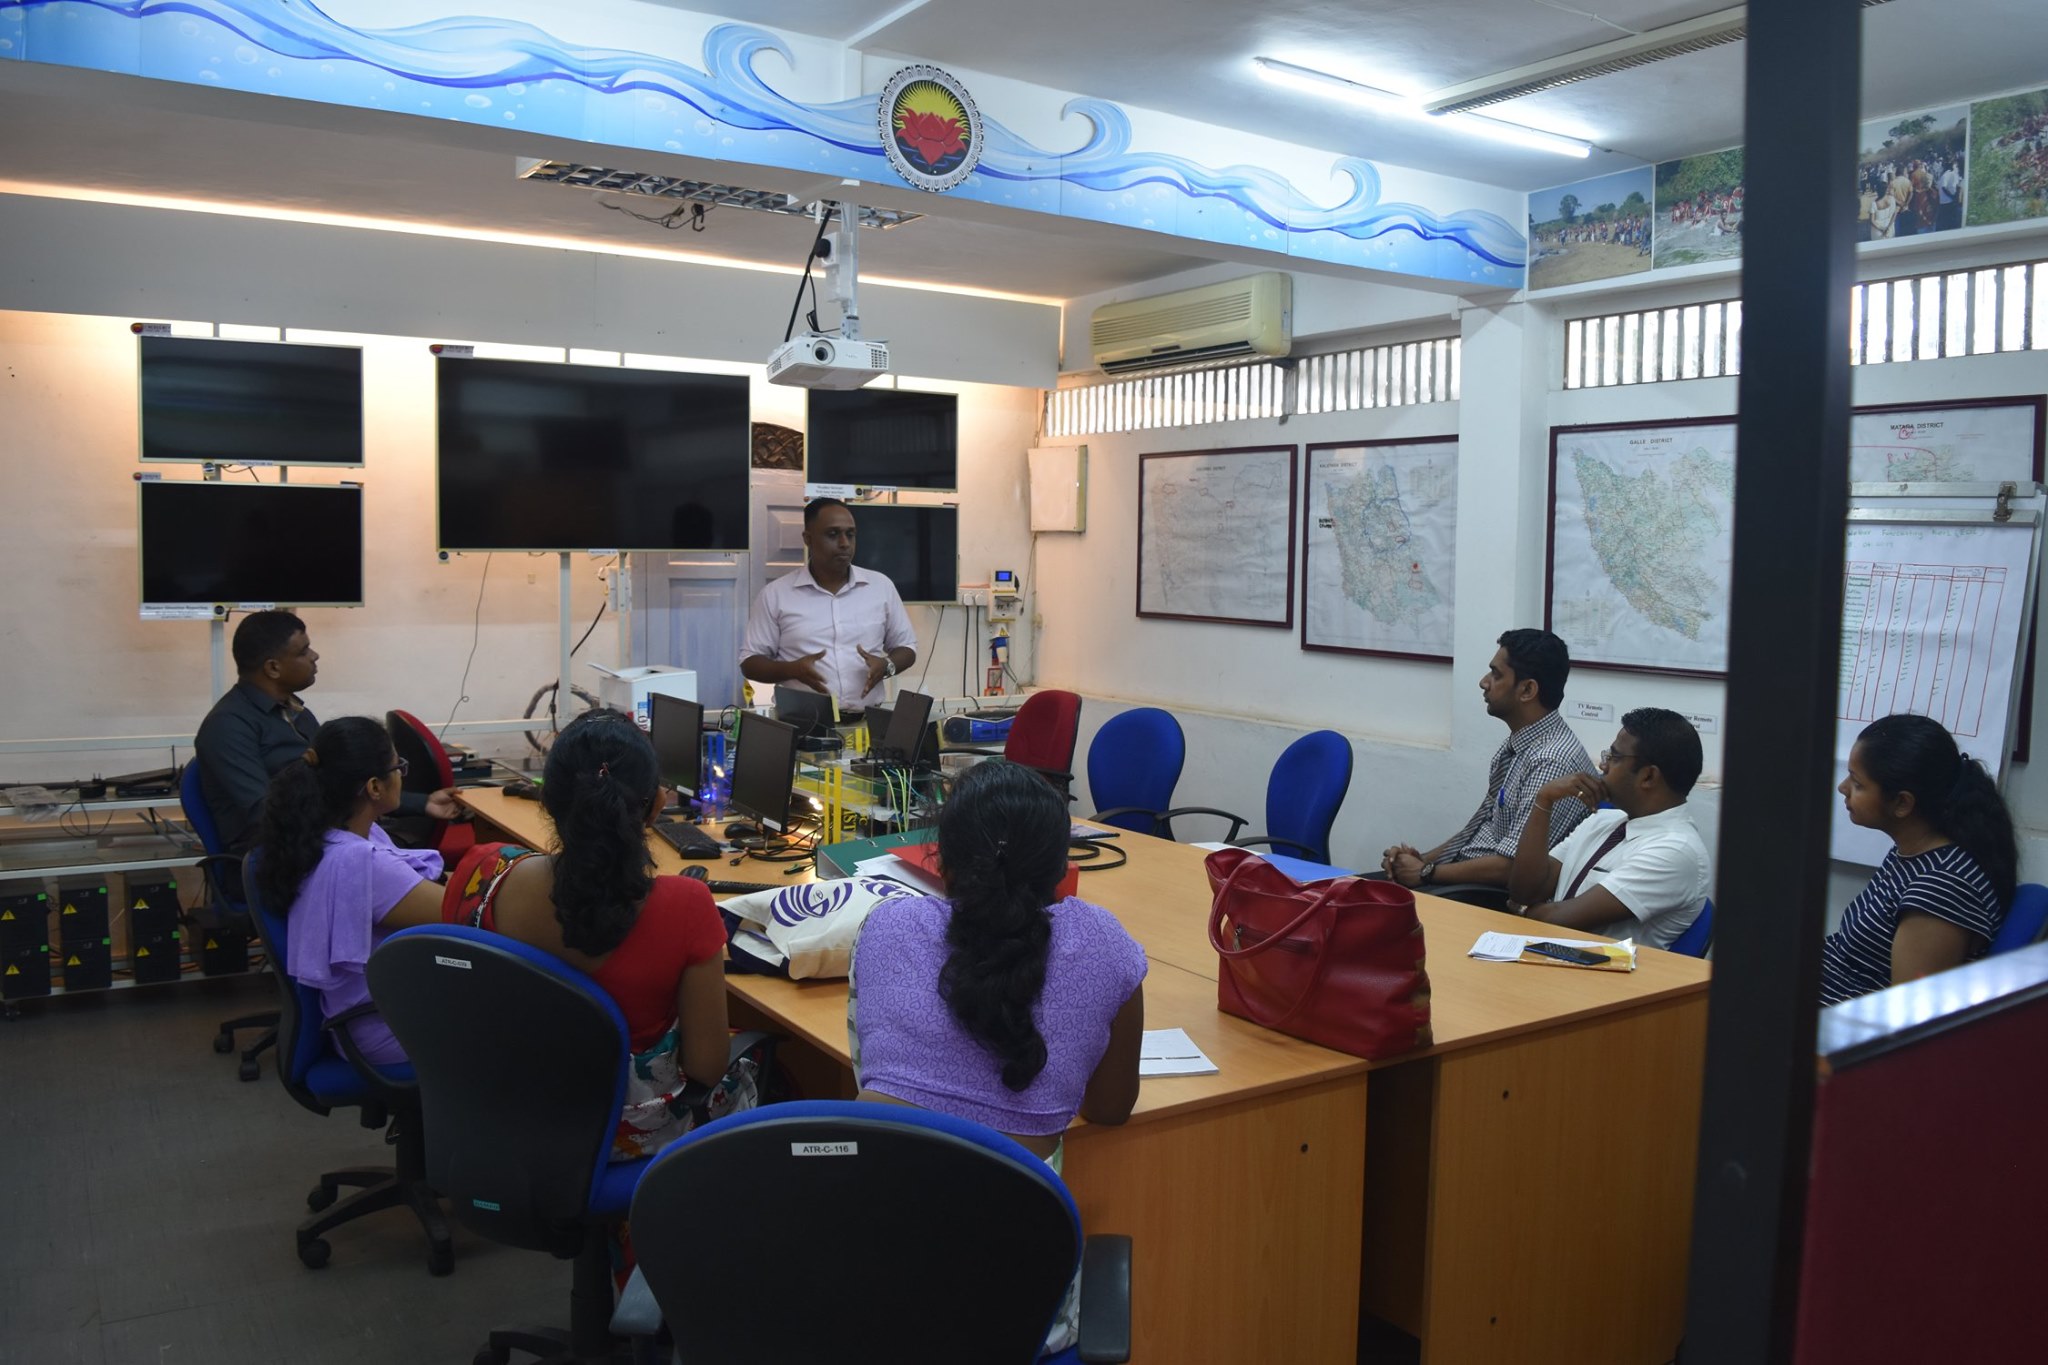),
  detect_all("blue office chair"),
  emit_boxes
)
[1085,707,1186,835]
[181,760,278,1081]
[245,850,453,1274]
[1990,883,2048,954]
[1669,897,1715,958]
[368,925,737,1365]
[622,1100,1131,1364]
[1161,728,1354,864]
